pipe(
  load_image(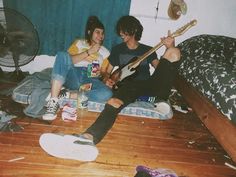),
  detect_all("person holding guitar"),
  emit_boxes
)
[103,15,159,89]
[79,27,181,146]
